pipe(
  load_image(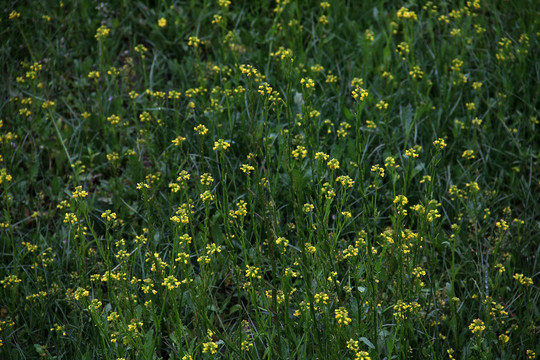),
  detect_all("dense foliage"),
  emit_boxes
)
[1,0,538,359]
